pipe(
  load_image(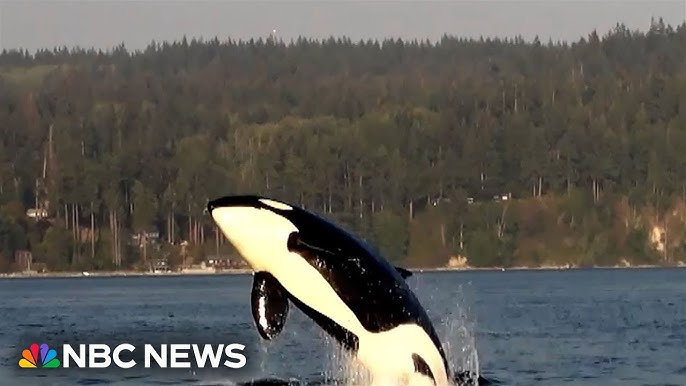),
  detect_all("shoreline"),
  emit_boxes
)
[412,264,685,272]
[0,264,684,279]
[0,269,254,279]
